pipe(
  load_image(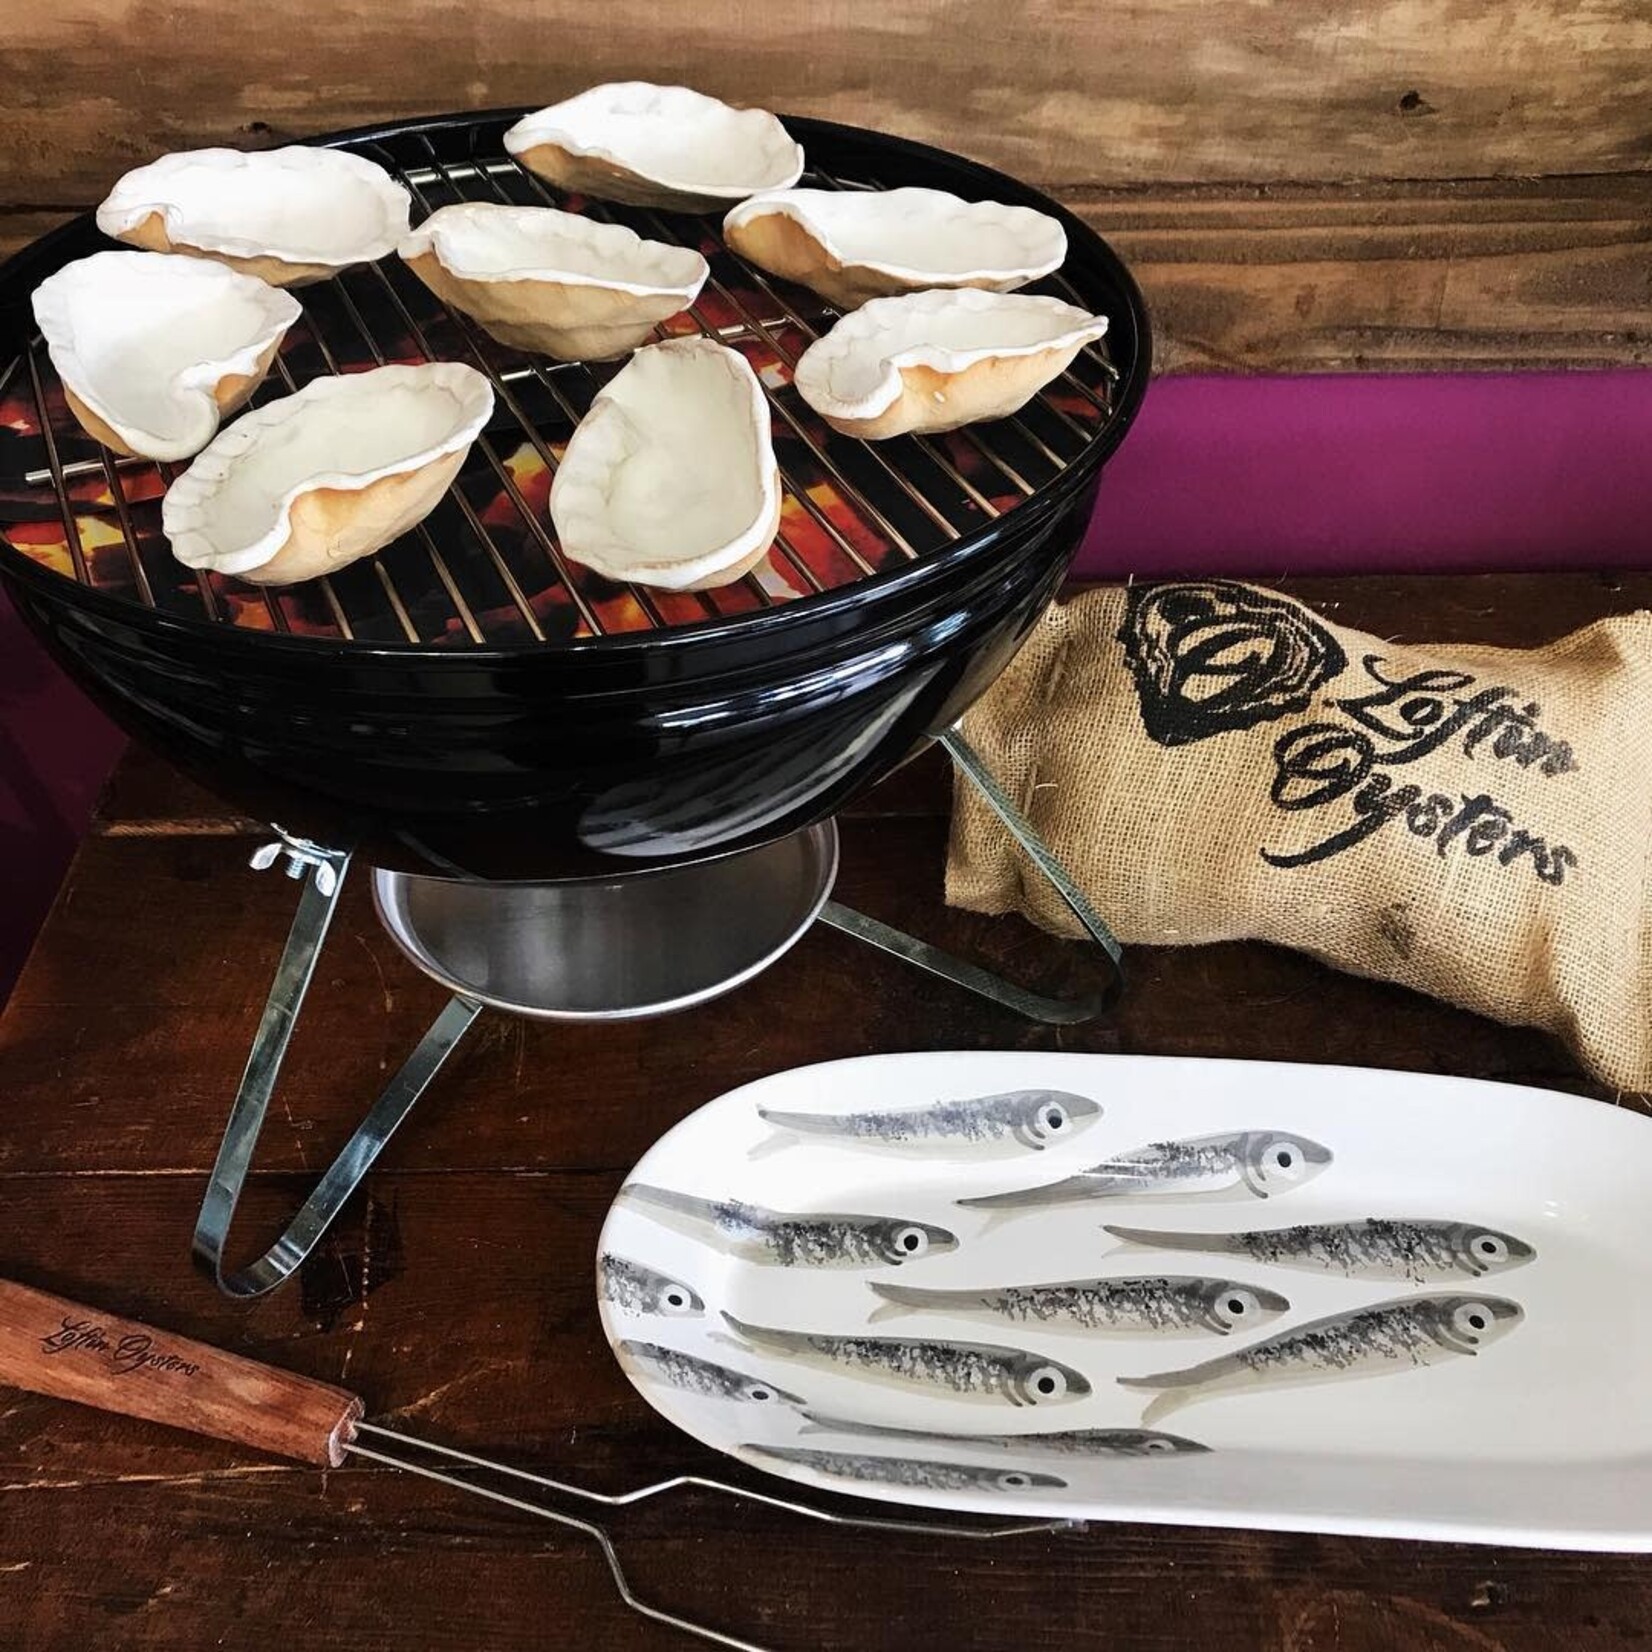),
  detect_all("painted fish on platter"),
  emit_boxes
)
[745,1444,1067,1492]
[799,1412,1210,1457]
[1118,1293,1524,1426]
[959,1130,1333,1211]
[756,1089,1102,1153]
[618,1340,804,1406]
[868,1275,1290,1335]
[1104,1218,1535,1282]
[598,1254,705,1317]
[721,1312,1090,1406]
[619,1183,958,1267]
